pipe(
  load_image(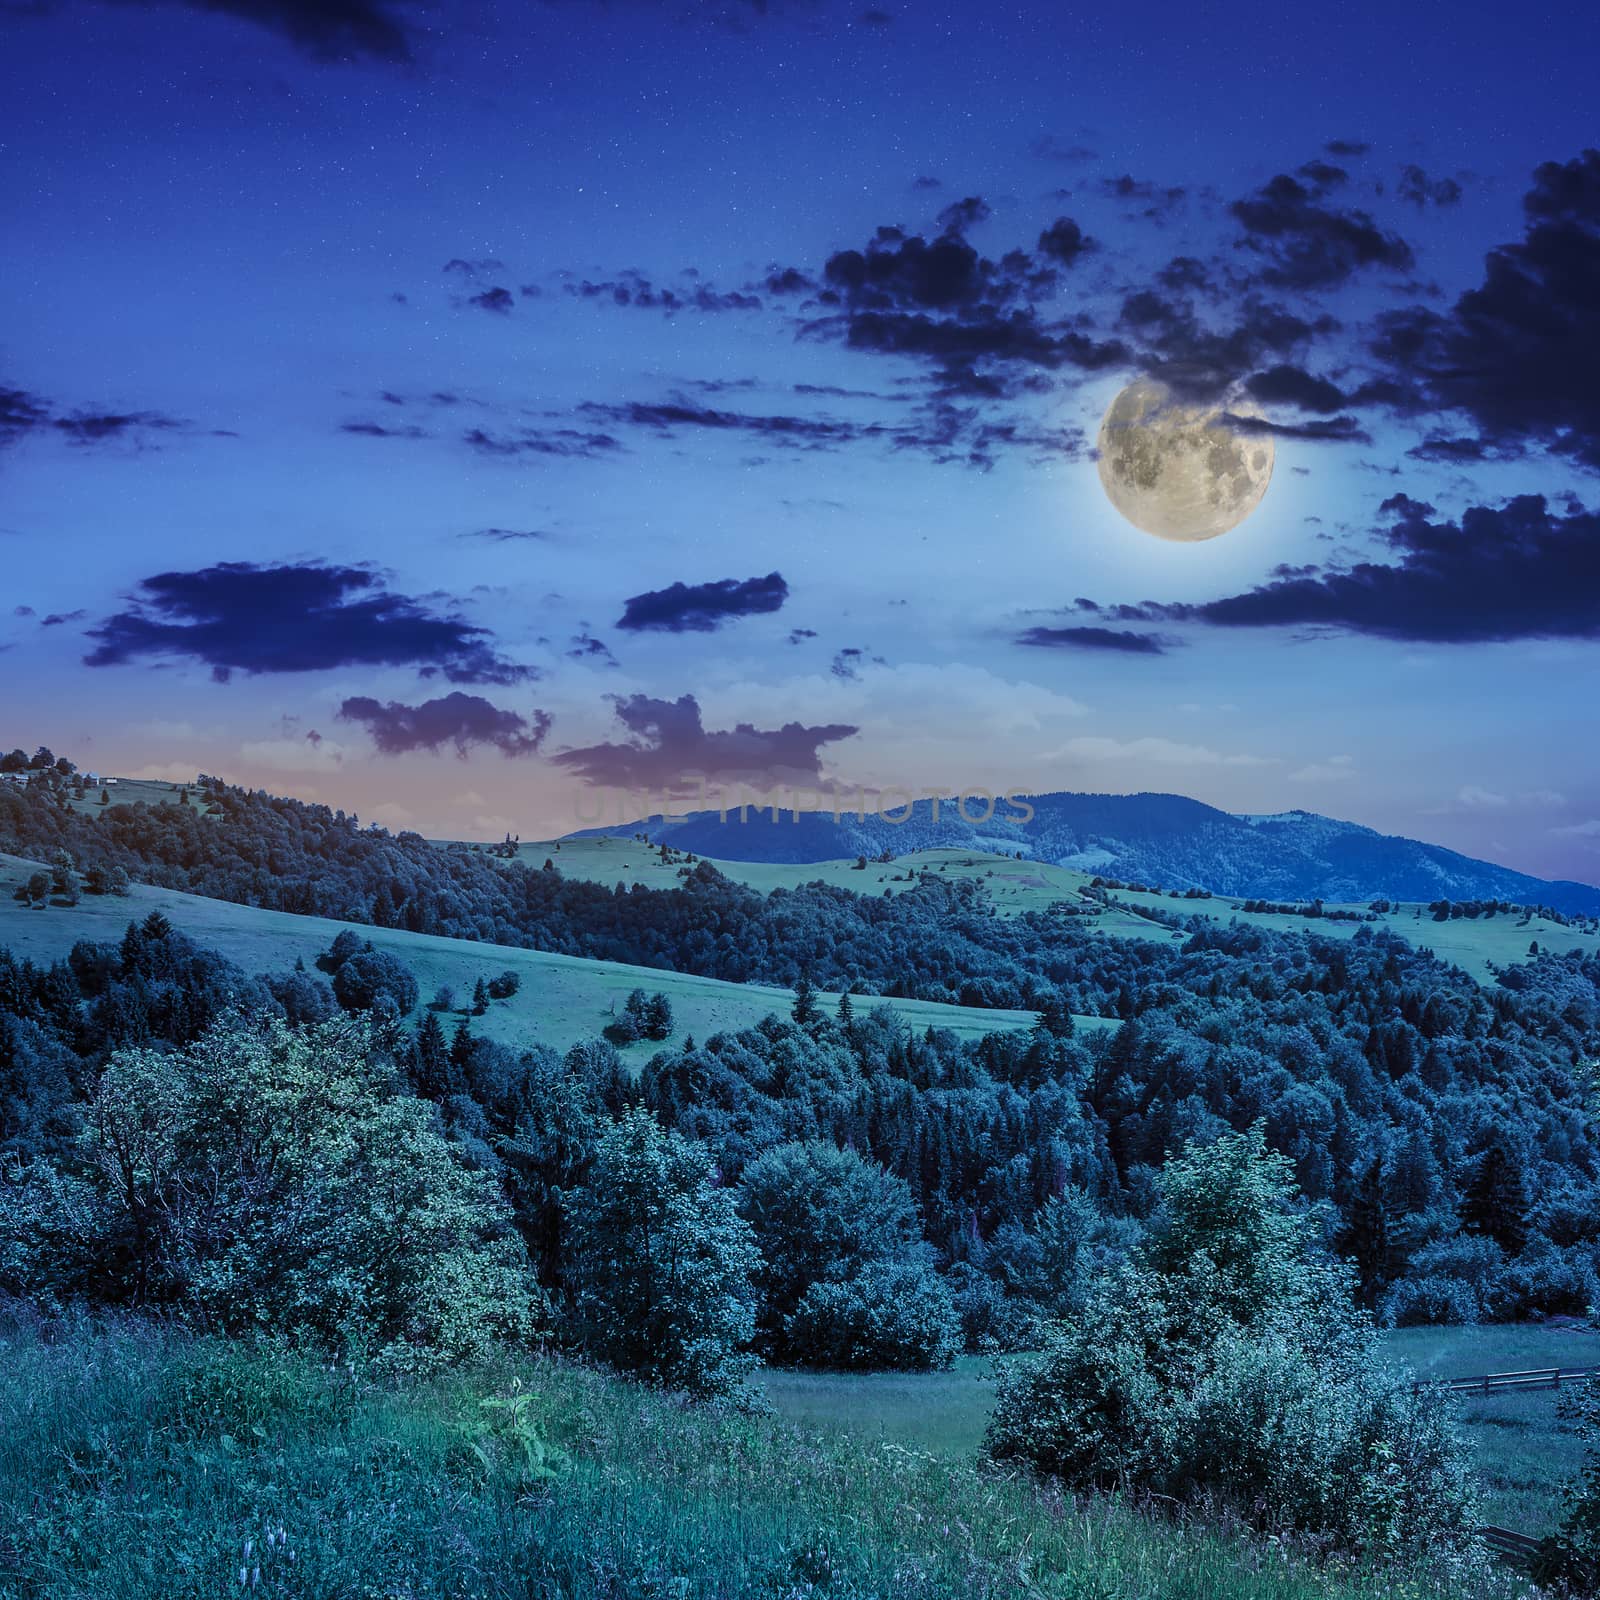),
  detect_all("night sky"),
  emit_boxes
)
[4,0,1599,882]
